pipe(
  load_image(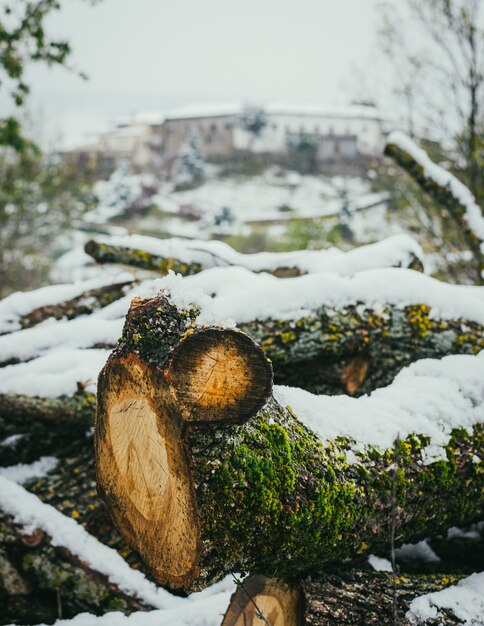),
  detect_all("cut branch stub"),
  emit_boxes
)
[95,296,273,589]
[165,328,273,424]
